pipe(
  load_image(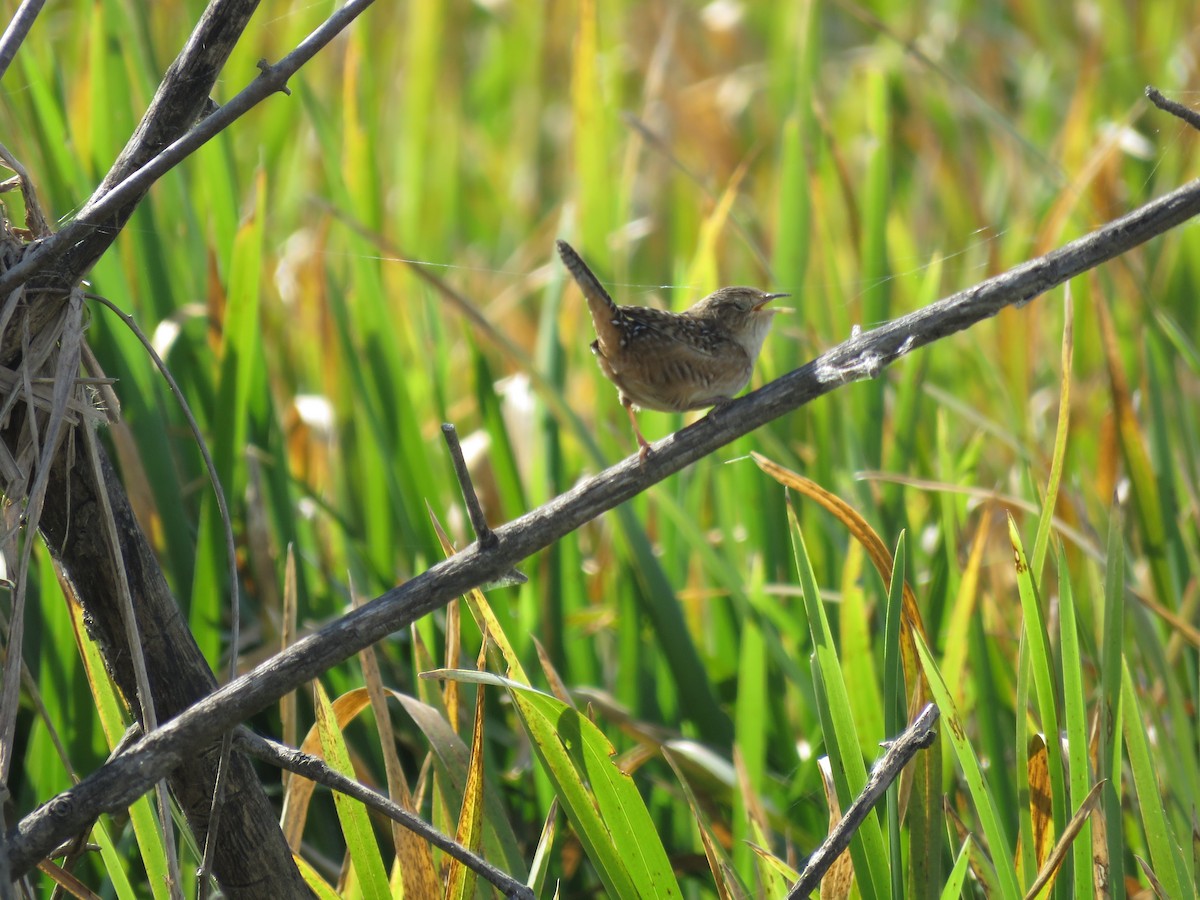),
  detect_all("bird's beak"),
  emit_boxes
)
[754,292,790,312]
